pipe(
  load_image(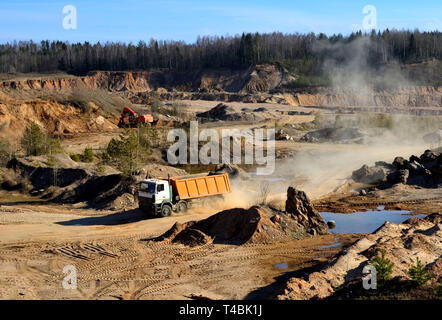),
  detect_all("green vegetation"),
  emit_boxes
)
[21,122,63,156]
[373,114,393,129]
[138,123,162,149]
[47,137,64,154]
[96,163,105,174]
[313,111,324,127]
[149,92,163,114]
[69,153,81,162]
[148,95,188,119]
[82,147,94,163]
[169,101,188,119]
[21,123,46,156]
[46,156,56,167]
[70,147,94,163]
[408,258,434,286]
[1,30,440,85]
[103,129,141,177]
[352,113,393,128]
[372,249,394,283]
[101,123,169,176]
[21,123,63,156]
